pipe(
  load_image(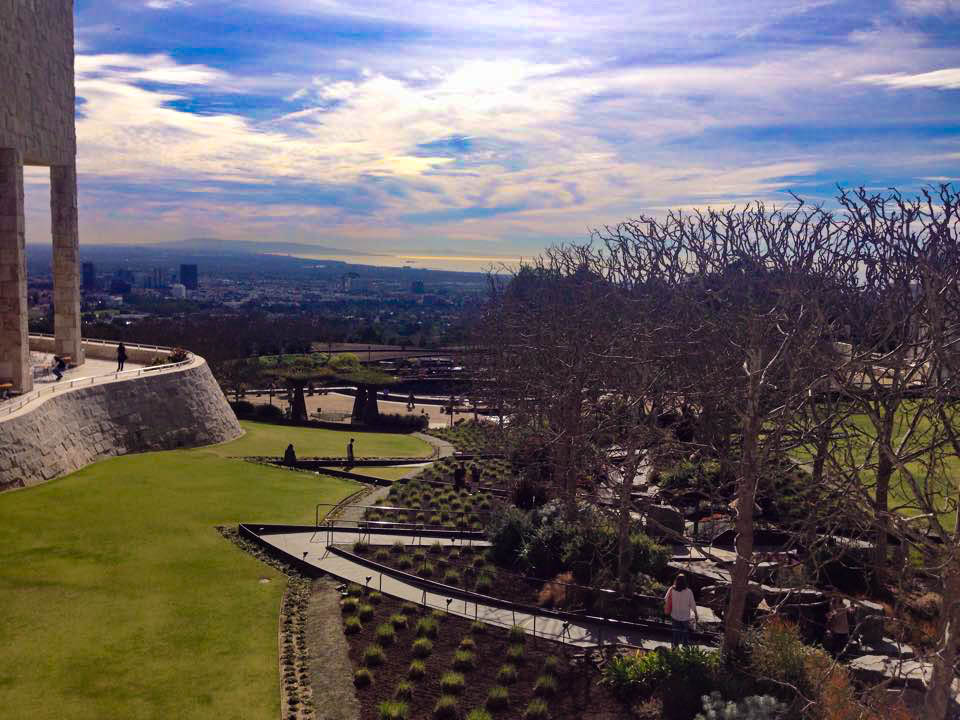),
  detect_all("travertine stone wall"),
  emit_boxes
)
[0,359,243,492]
[0,148,30,392]
[0,0,77,166]
[50,164,82,362]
